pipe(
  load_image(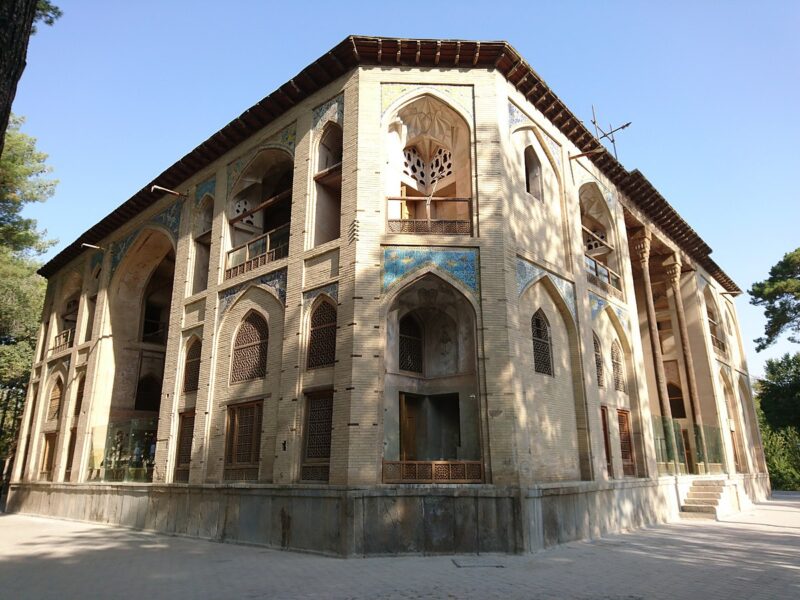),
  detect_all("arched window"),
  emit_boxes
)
[667,383,686,419]
[307,300,337,369]
[192,198,213,294]
[593,333,604,387]
[313,123,343,247]
[183,339,202,392]
[611,341,626,392]
[74,375,85,416]
[531,310,553,376]
[704,289,726,354]
[580,184,621,296]
[399,314,423,373]
[47,379,63,421]
[524,146,543,201]
[231,312,269,383]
